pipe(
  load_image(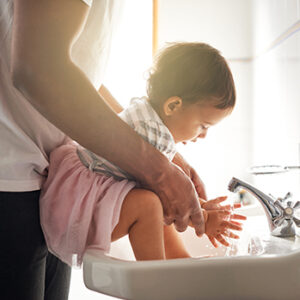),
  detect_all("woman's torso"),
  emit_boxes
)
[0,0,122,191]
